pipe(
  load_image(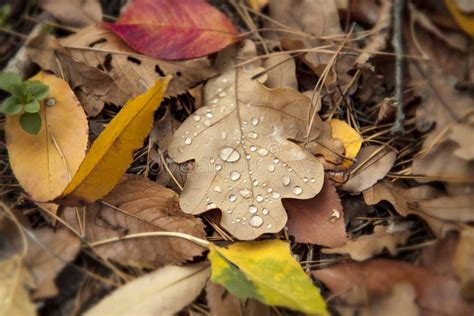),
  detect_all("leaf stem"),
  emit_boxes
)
[89,232,210,249]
